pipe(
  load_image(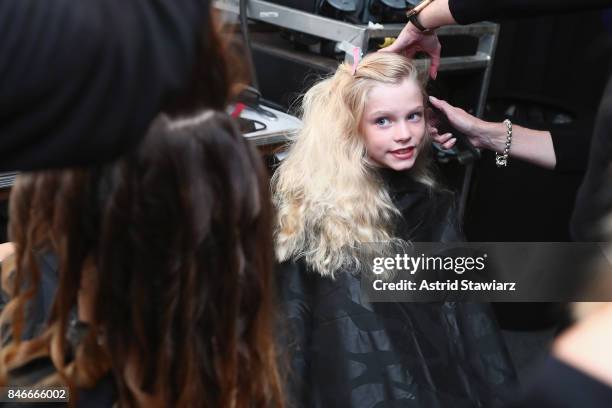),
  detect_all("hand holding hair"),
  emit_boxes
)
[429,126,456,150]
[380,0,457,79]
[429,96,488,148]
[380,25,441,79]
[429,96,557,170]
